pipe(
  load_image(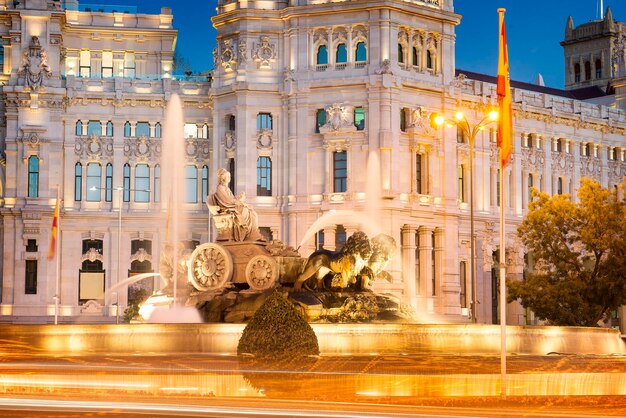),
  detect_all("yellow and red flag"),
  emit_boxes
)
[47,194,59,260]
[497,8,512,167]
